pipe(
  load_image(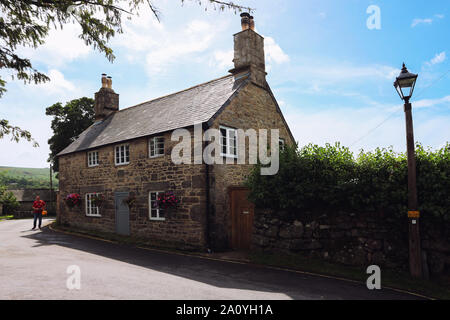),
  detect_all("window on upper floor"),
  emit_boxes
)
[115,144,130,166]
[279,138,286,151]
[87,151,99,167]
[220,126,238,159]
[149,136,165,158]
